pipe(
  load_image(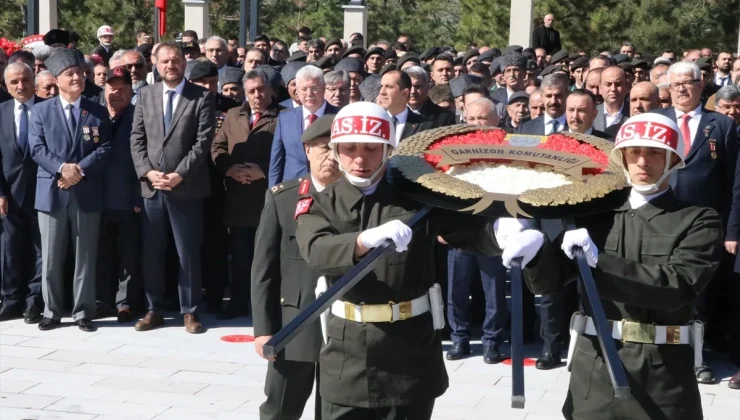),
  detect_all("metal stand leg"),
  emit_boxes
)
[510,257,526,409]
